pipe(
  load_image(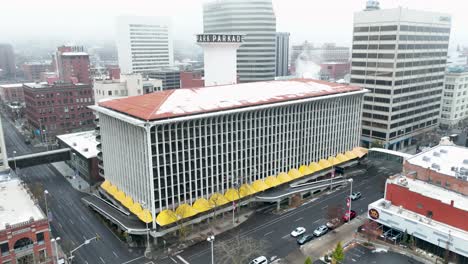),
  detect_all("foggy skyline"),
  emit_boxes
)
[1,0,467,48]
